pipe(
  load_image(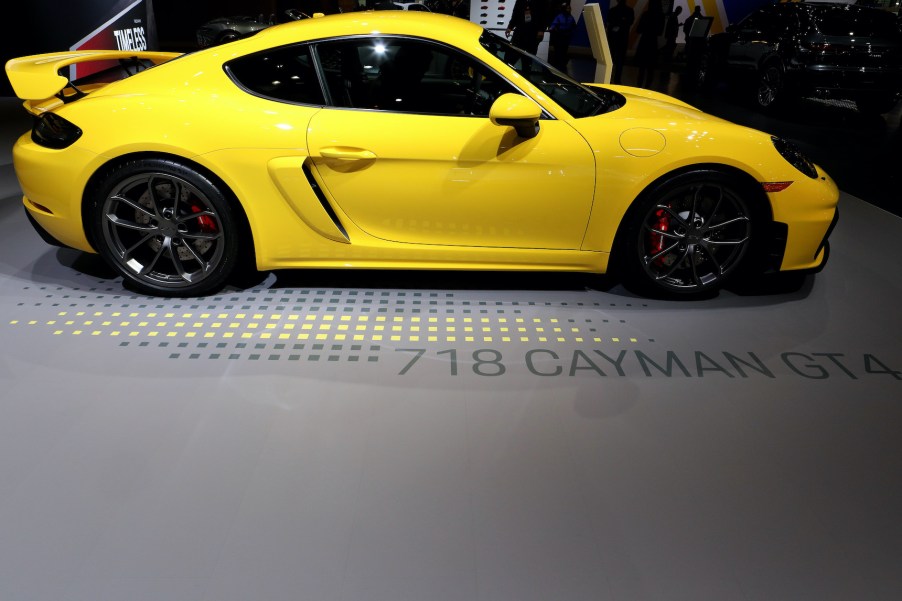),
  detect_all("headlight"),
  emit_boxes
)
[772,136,817,179]
[32,112,82,149]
